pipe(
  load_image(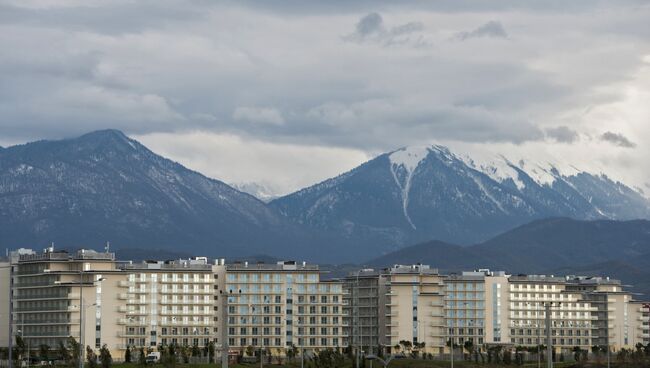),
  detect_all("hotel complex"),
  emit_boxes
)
[1,247,649,361]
